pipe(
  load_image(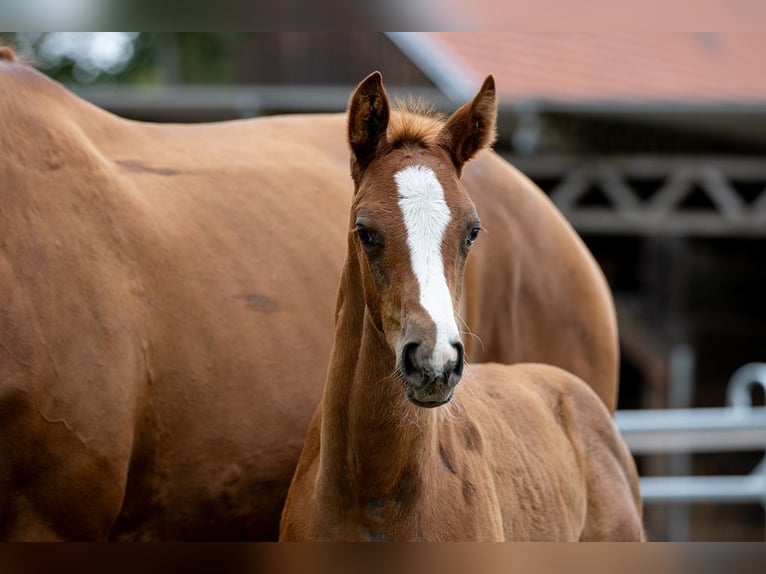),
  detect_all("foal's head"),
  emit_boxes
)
[346,72,497,408]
